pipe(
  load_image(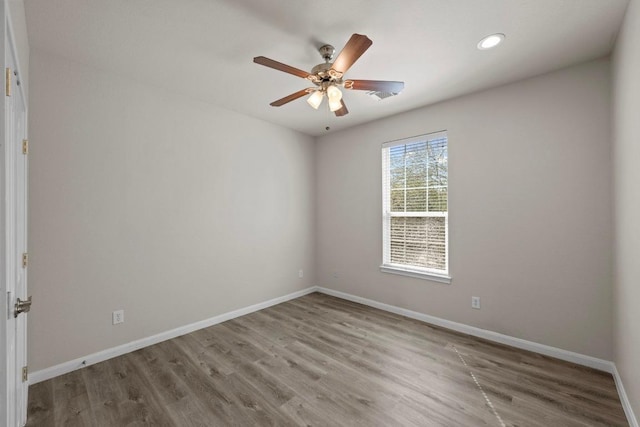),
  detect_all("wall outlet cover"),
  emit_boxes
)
[112,310,124,325]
